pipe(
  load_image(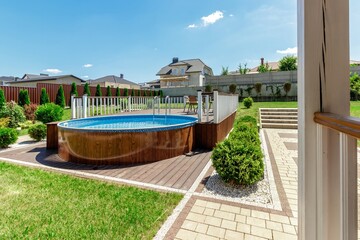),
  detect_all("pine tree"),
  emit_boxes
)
[0,89,6,108]
[116,87,121,96]
[124,88,128,96]
[95,84,102,96]
[131,89,135,96]
[83,83,91,96]
[55,85,65,108]
[143,90,147,97]
[106,86,112,96]
[18,89,30,107]
[40,88,50,105]
[70,82,78,97]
